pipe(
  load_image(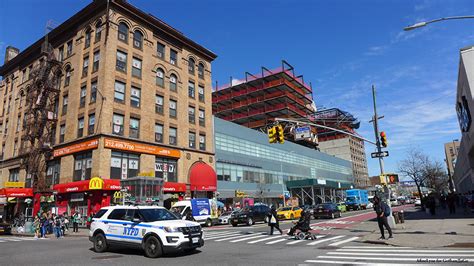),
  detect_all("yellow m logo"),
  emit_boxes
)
[89,177,104,190]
